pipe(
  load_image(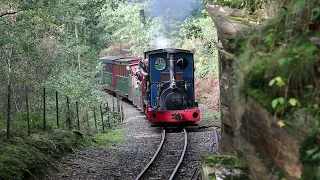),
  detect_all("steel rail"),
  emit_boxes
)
[190,167,200,180]
[135,129,166,180]
[213,128,219,152]
[169,128,188,180]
